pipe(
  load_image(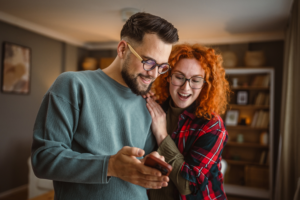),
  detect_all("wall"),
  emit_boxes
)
[0,20,80,193]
